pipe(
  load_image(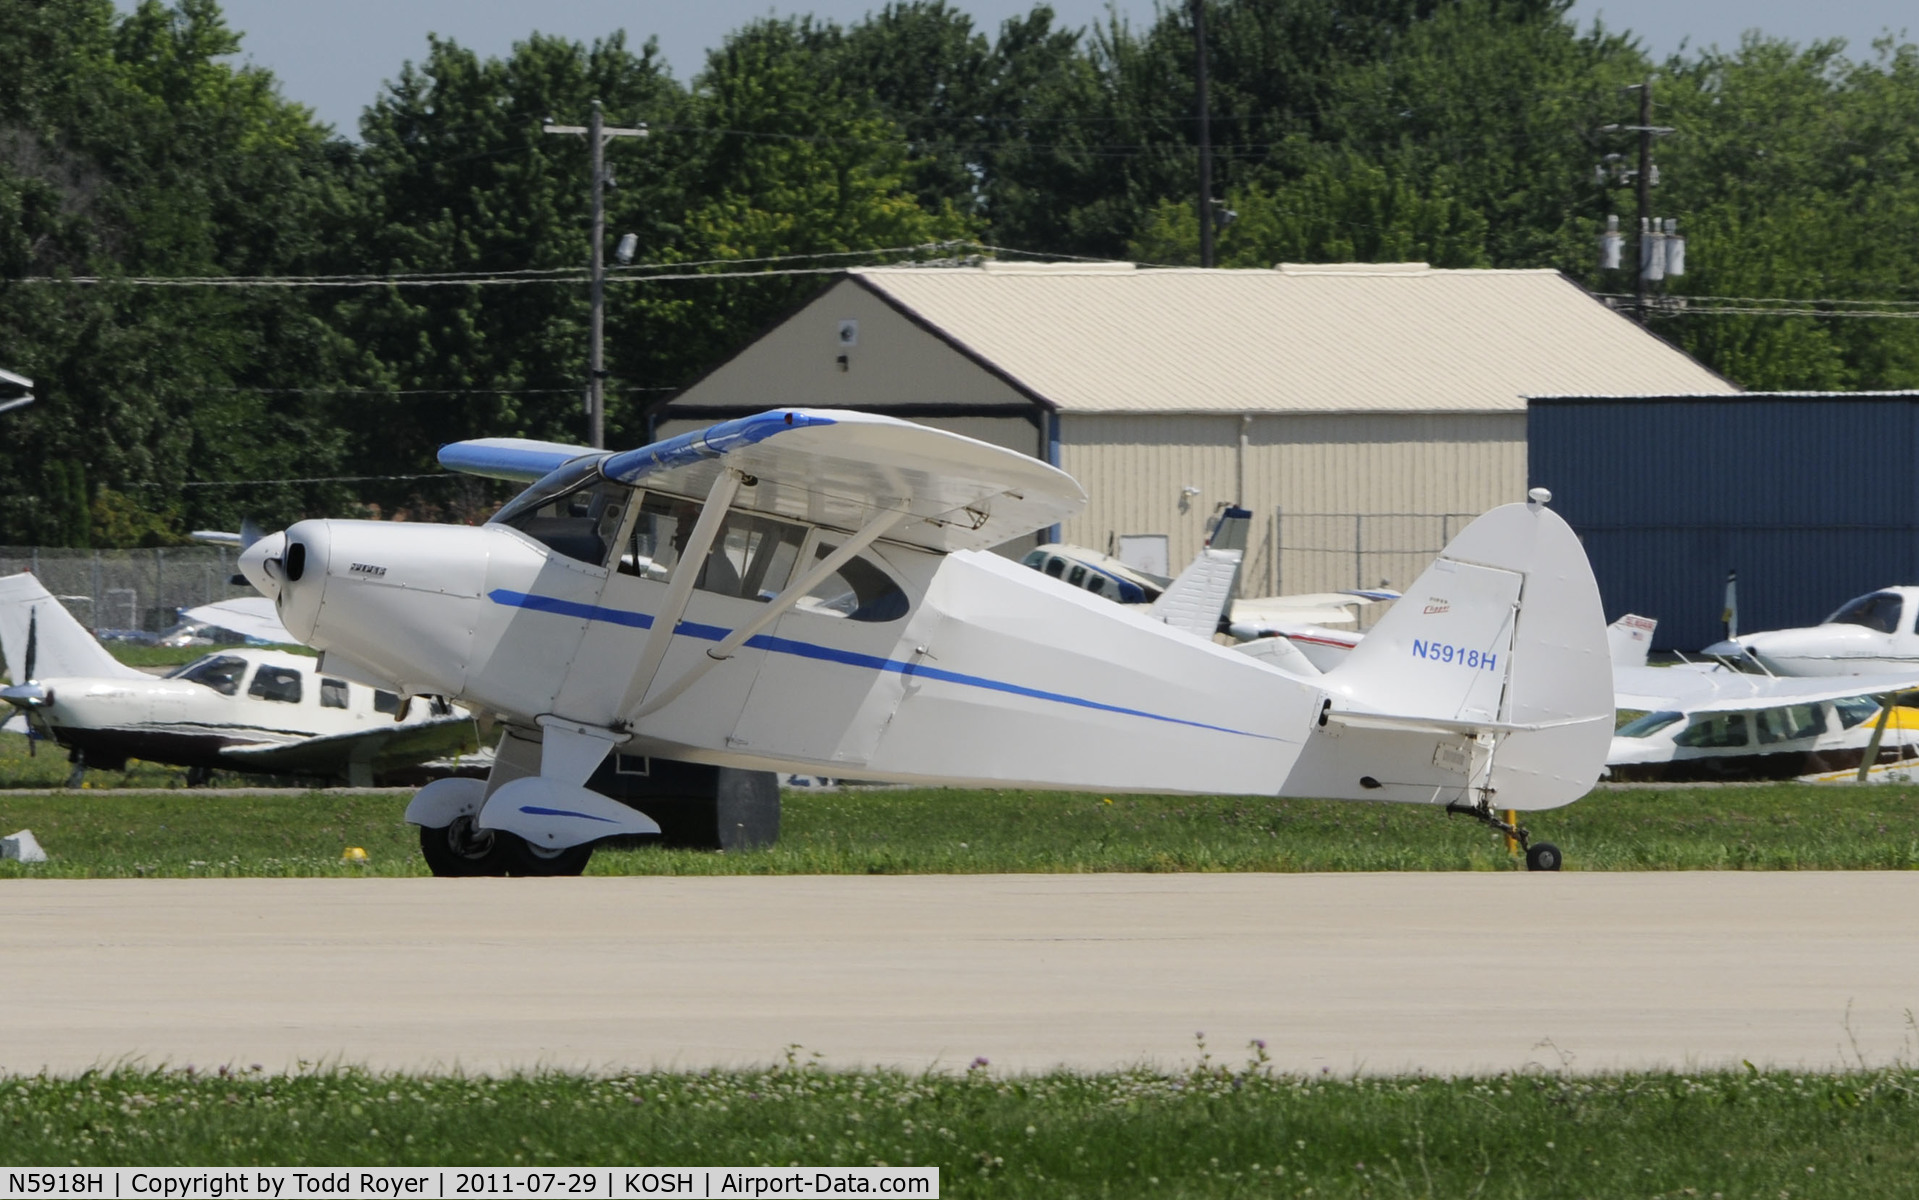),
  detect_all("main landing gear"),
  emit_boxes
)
[418,816,591,877]
[1445,798,1562,871]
